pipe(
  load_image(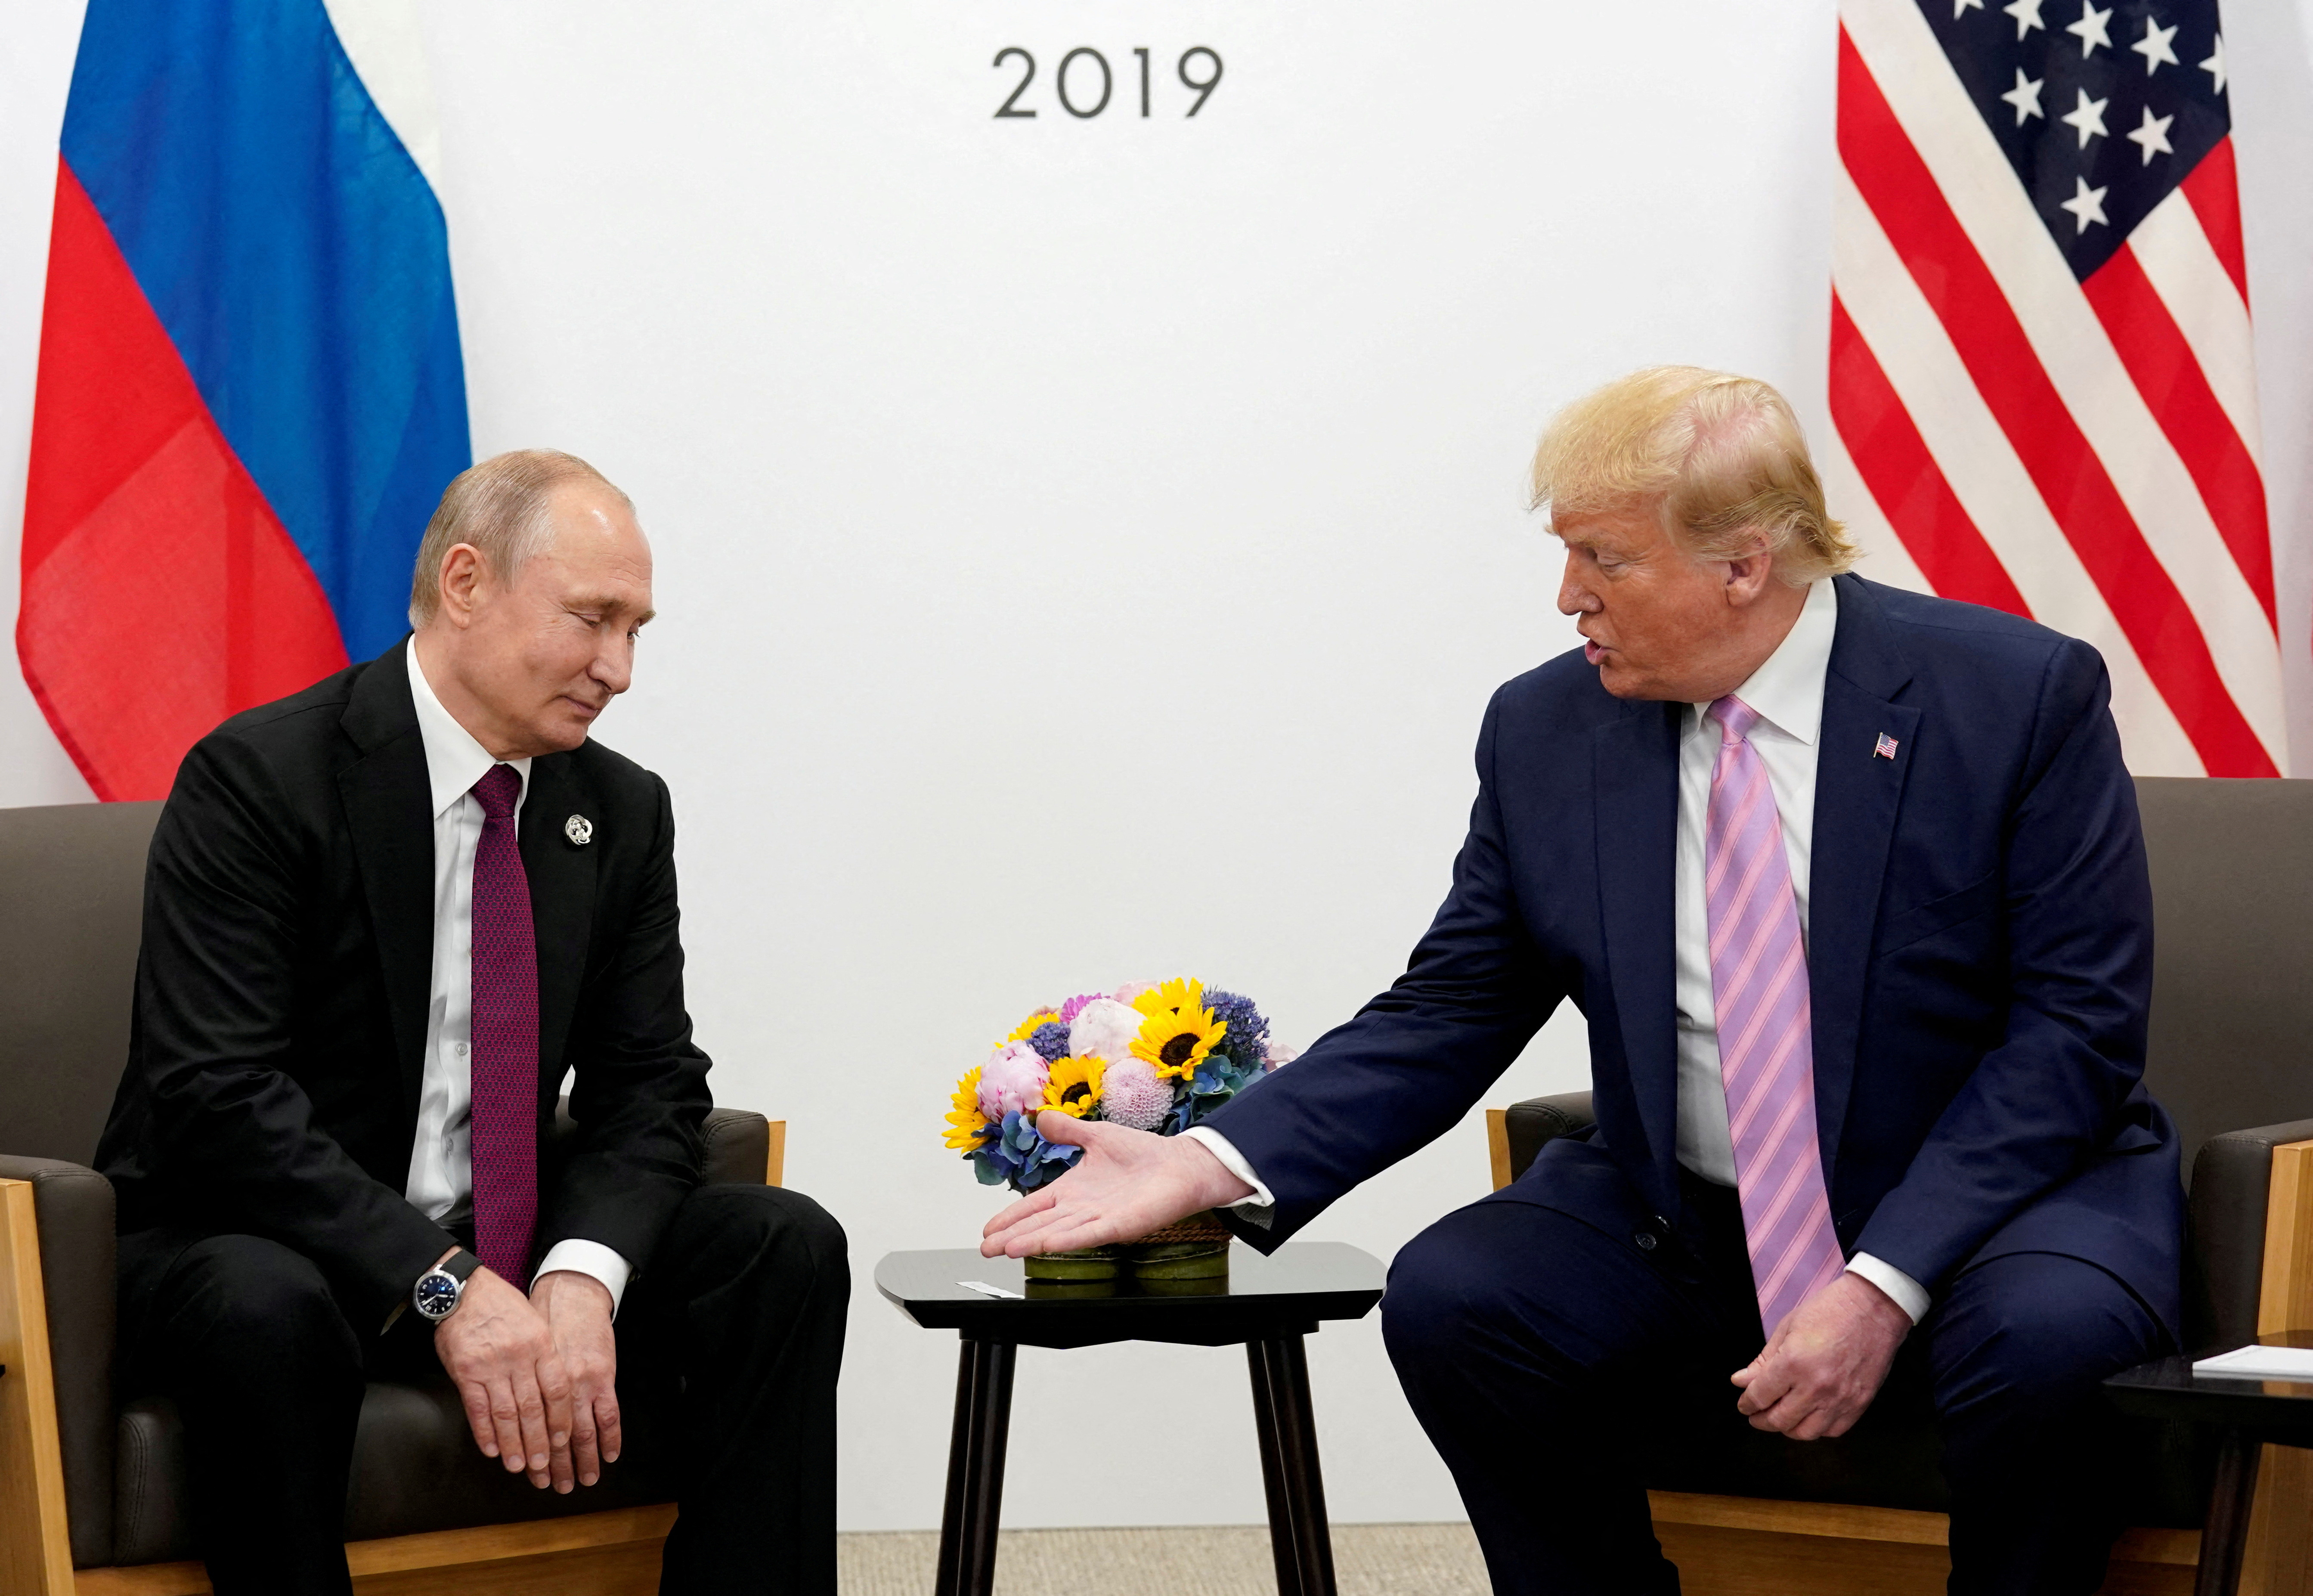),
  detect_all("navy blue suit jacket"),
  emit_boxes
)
[1205,574,2183,1333]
